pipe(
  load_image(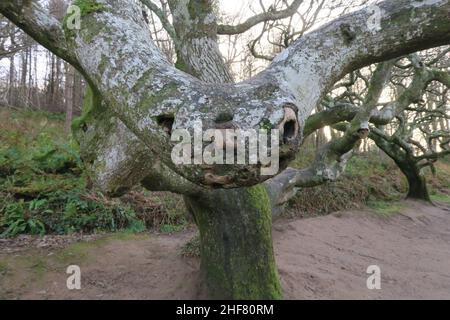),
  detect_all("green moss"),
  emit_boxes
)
[431,193,450,204]
[242,185,282,300]
[63,0,105,39]
[188,187,282,300]
[27,257,48,279]
[246,184,272,218]
[137,83,179,111]
[259,118,273,131]
[55,238,106,264]
[175,56,189,73]
[111,232,149,241]
[73,0,105,17]
[187,0,212,20]
[71,85,103,134]
[215,112,233,124]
